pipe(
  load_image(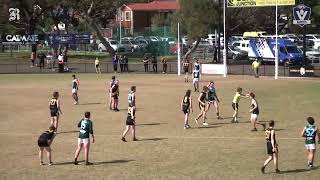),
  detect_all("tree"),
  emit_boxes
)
[176,0,219,61]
